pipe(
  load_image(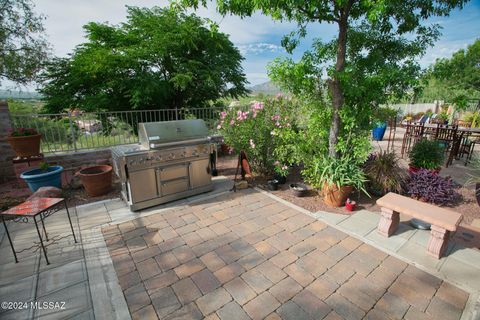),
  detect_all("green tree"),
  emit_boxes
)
[0,0,49,86]
[40,6,248,112]
[429,39,480,108]
[182,0,467,158]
